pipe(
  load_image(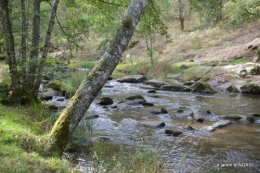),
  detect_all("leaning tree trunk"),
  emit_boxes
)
[50,0,148,155]
[0,0,20,95]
